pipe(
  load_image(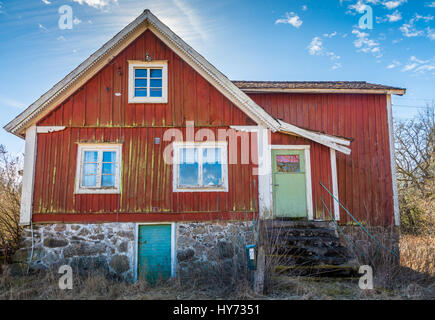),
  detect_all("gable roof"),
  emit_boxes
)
[3,9,352,154]
[233,81,406,95]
